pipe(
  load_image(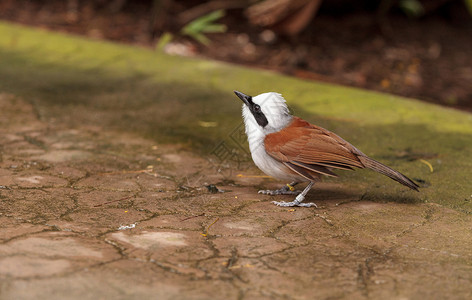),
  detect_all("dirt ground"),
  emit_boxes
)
[0,0,471,111]
[1,92,472,299]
